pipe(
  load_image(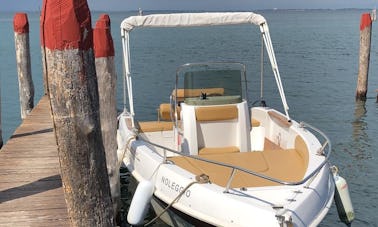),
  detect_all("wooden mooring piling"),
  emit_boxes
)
[94,14,120,217]
[356,11,376,101]
[13,13,34,119]
[40,0,114,225]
